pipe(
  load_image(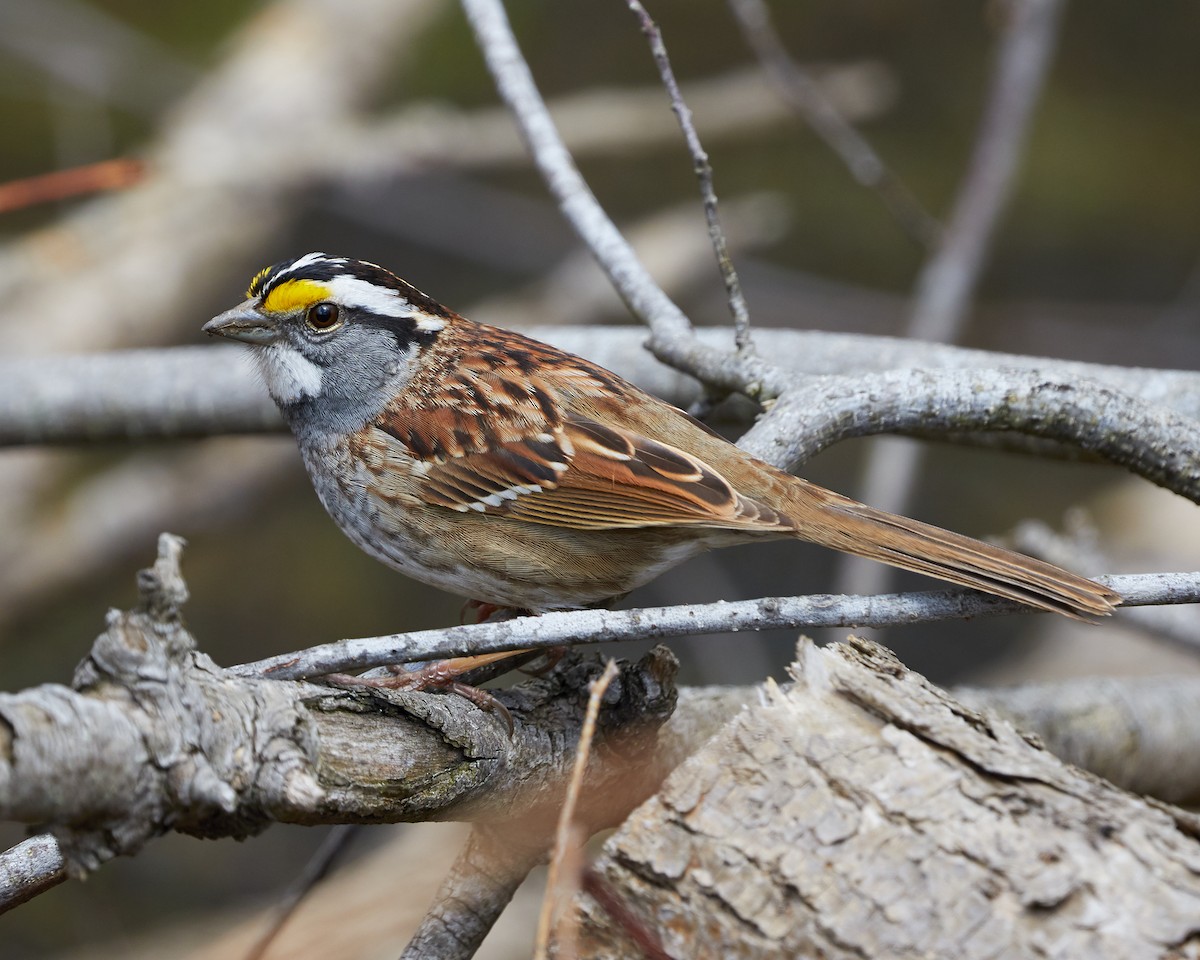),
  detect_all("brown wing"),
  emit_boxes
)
[369,335,790,532]
[375,413,791,531]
